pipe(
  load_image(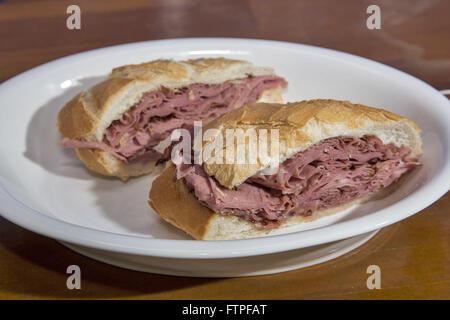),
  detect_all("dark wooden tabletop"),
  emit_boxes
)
[0,0,449,299]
